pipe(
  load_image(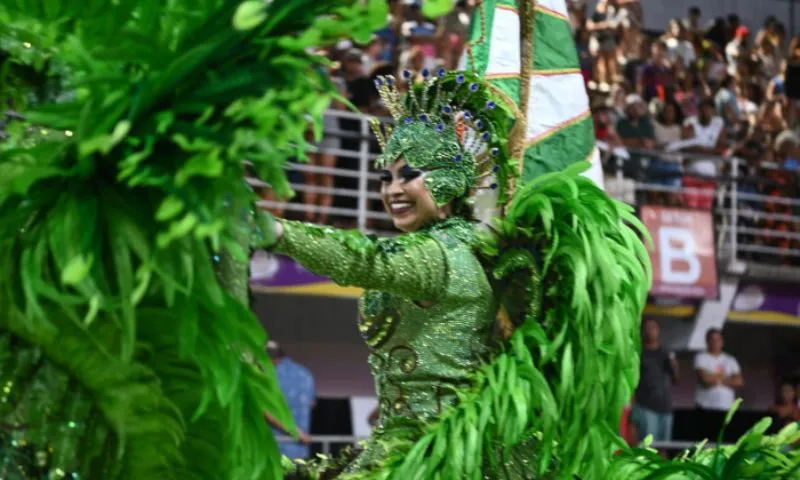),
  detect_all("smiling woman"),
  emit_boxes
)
[379,159,448,232]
